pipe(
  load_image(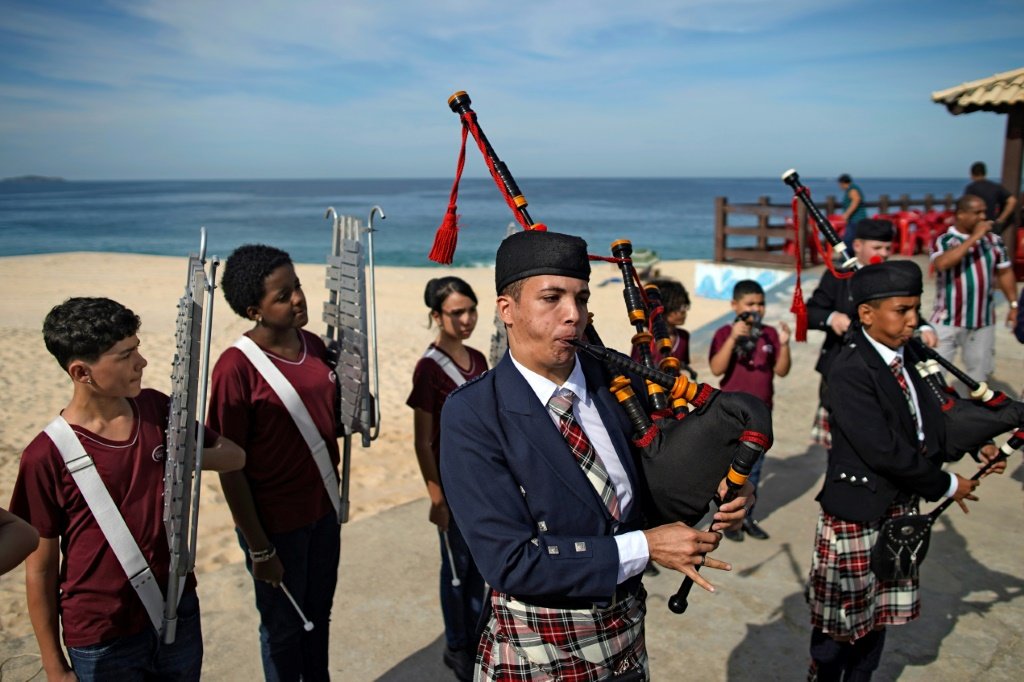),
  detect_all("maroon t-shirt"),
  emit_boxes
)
[207,329,339,535]
[708,324,780,408]
[406,344,487,469]
[8,389,214,647]
[630,327,691,368]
